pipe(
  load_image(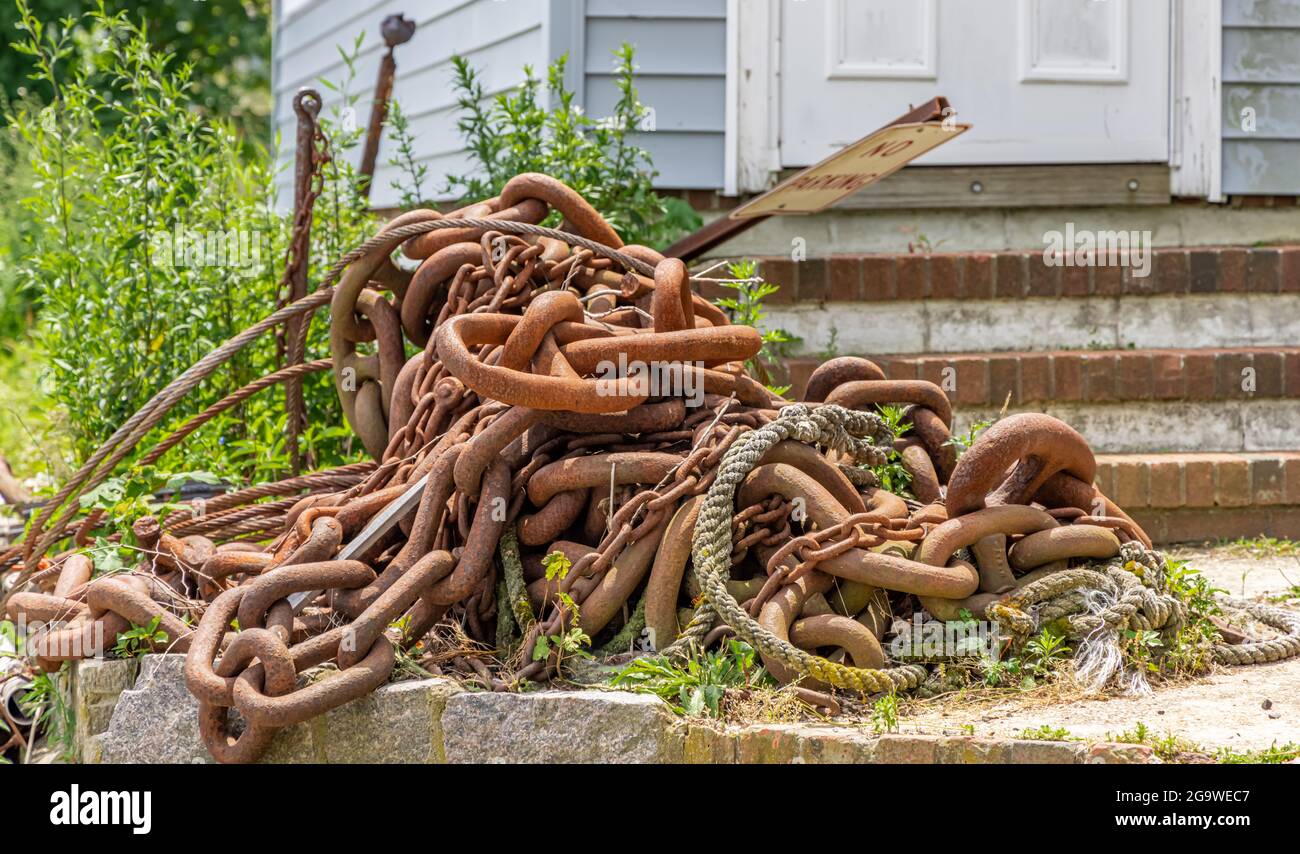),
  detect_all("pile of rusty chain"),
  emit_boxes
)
[3,172,1298,763]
